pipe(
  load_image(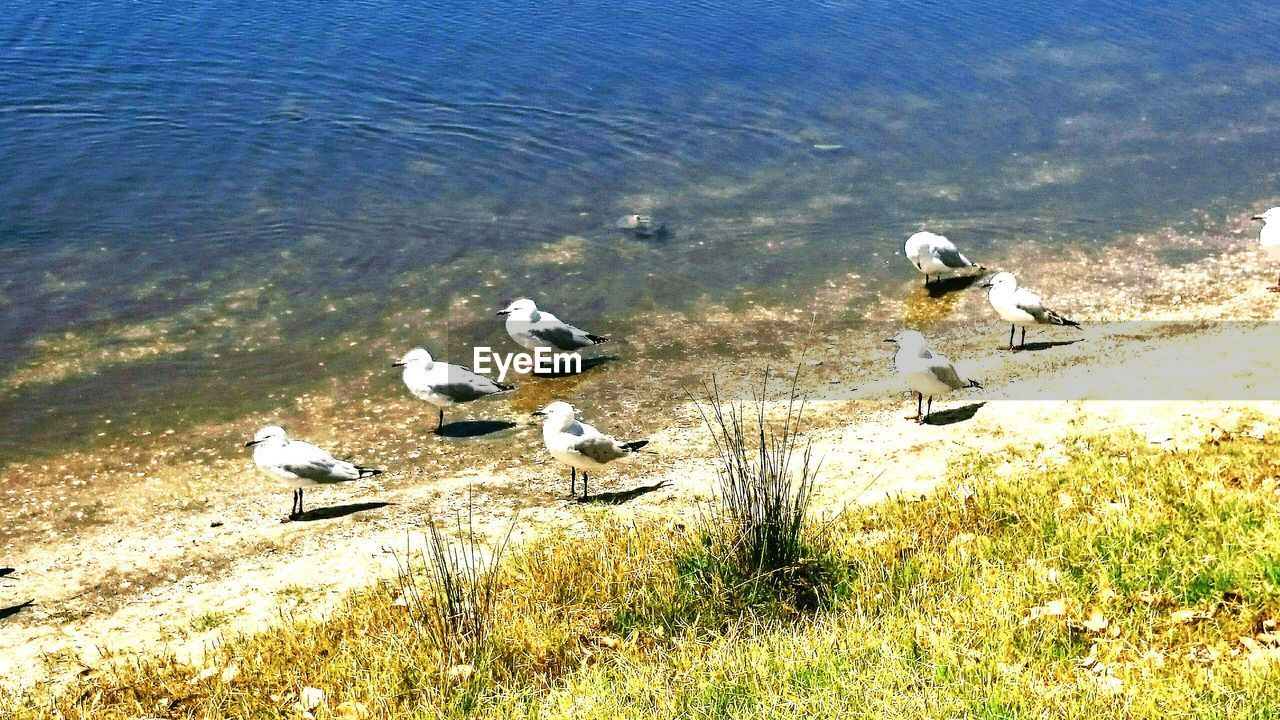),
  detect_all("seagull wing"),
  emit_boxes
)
[437,363,515,398]
[528,320,599,350]
[933,243,977,269]
[925,352,970,390]
[569,422,628,464]
[1012,287,1052,323]
[279,441,361,483]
